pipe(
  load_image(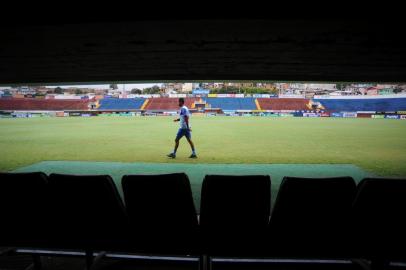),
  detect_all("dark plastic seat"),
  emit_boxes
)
[352,178,406,263]
[122,173,198,255]
[0,172,49,248]
[199,175,271,256]
[269,176,356,258]
[47,173,129,251]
